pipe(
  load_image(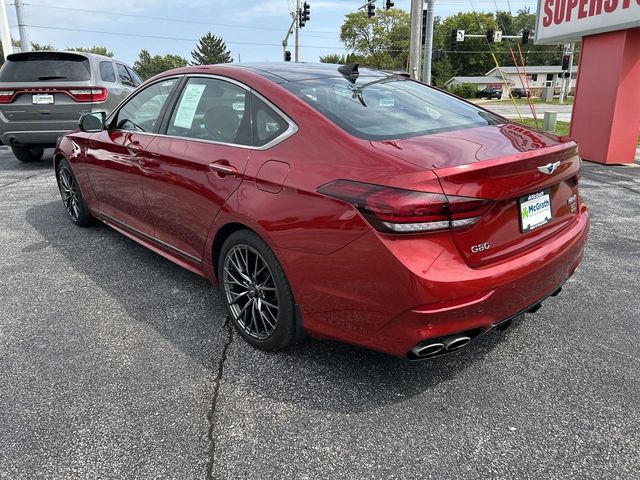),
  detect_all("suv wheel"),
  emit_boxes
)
[11,146,44,163]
